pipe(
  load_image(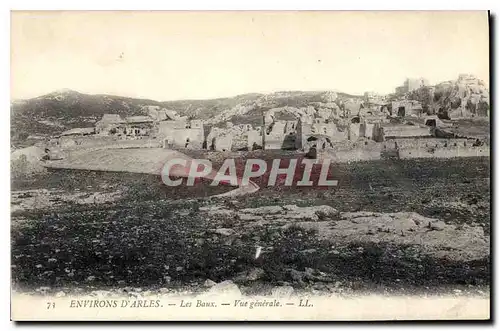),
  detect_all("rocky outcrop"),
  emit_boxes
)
[11,146,47,177]
[407,74,489,119]
[202,204,489,262]
[206,102,258,125]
